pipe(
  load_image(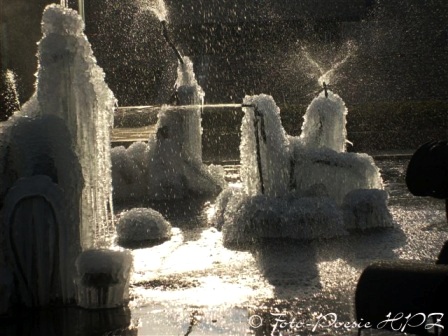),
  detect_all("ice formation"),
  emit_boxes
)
[116,208,172,246]
[112,57,225,202]
[15,4,115,248]
[0,4,118,308]
[240,95,291,197]
[0,70,20,121]
[216,92,392,245]
[300,90,348,152]
[75,249,133,309]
